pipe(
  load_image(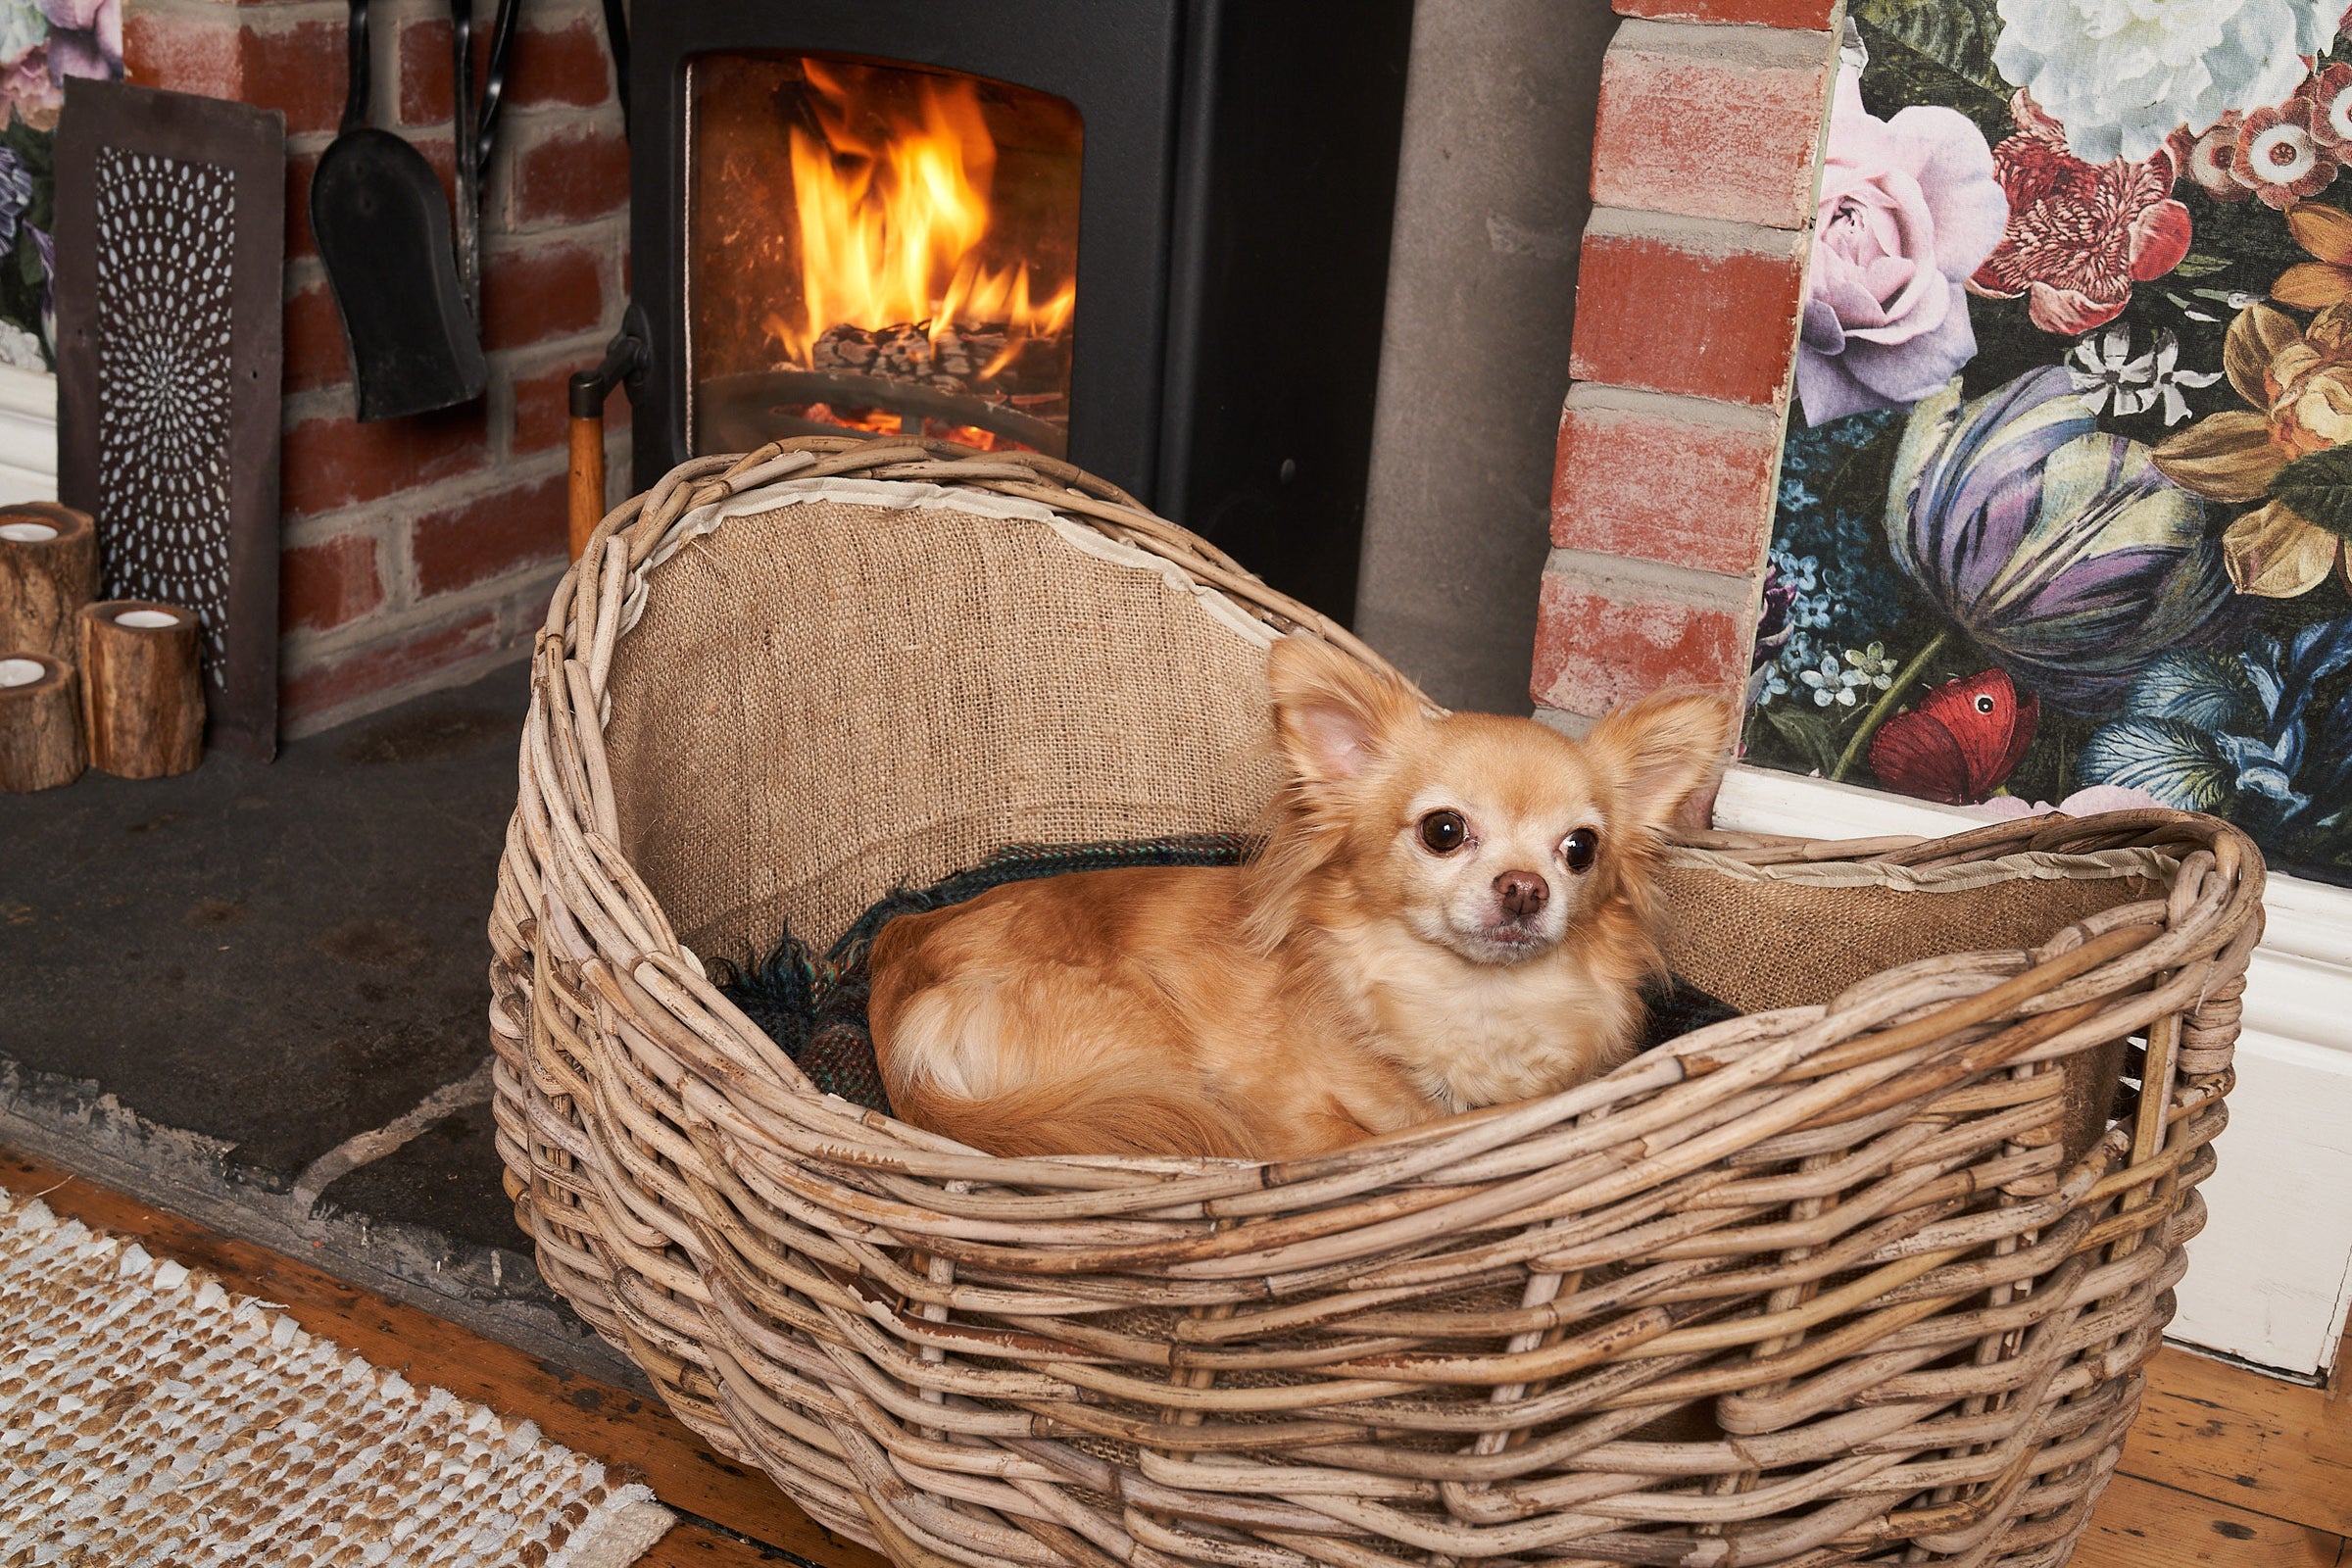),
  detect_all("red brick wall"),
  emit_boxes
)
[124,0,630,736]
[1534,3,1837,732]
